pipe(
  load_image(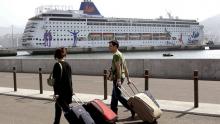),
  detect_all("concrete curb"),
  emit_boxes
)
[0,87,220,117]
